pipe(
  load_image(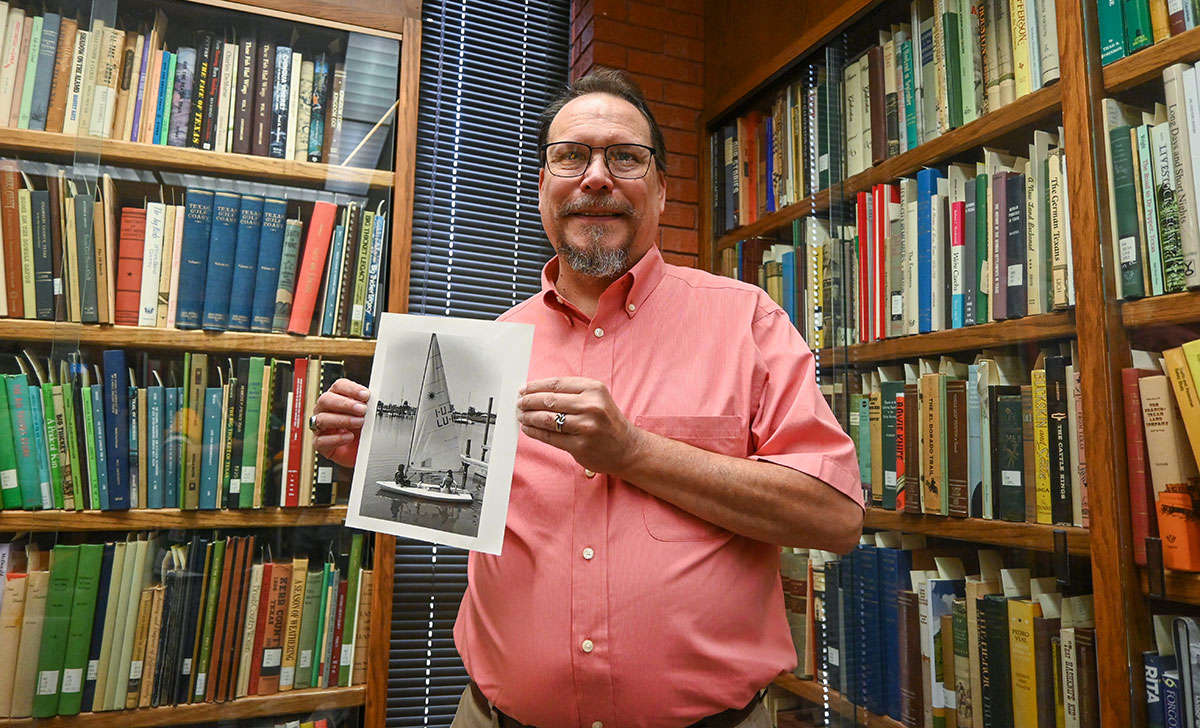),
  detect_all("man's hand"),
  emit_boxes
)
[313,378,371,468]
[517,377,644,475]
